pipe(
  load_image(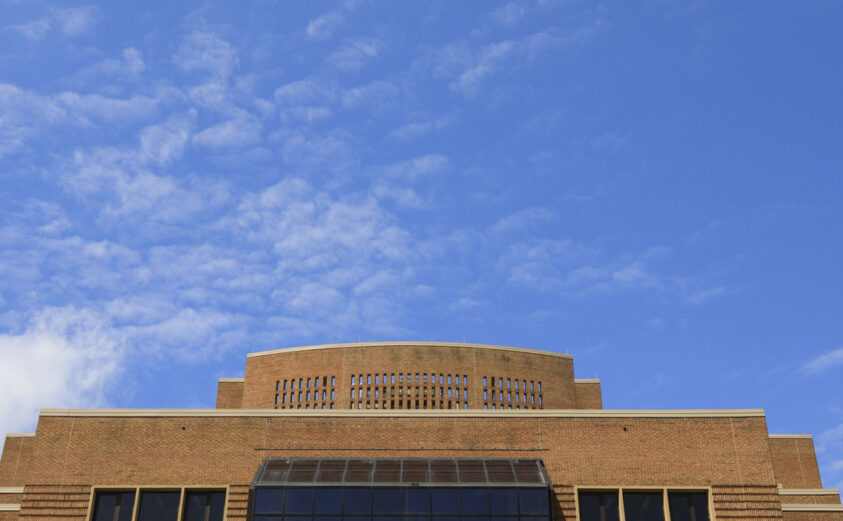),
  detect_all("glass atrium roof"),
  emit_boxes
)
[252,459,550,487]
